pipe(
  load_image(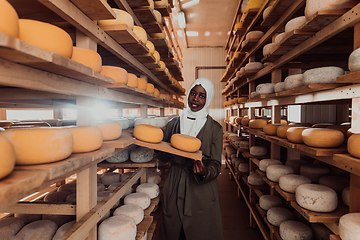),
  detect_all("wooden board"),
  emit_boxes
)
[275,84,348,98]
[279,30,315,46]
[70,0,116,20]
[332,154,360,176]
[142,22,163,33]
[134,53,158,63]
[100,24,140,44]
[102,132,136,148]
[261,0,298,27]
[275,185,295,202]
[133,7,157,23]
[154,5,171,17]
[122,42,149,55]
[330,235,341,240]
[300,10,347,32]
[295,143,348,157]
[103,83,158,99]
[134,140,203,161]
[127,0,150,8]
[337,70,360,84]
[144,203,156,216]
[136,216,153,240]
[263,177,277,189]
[256,203,267,218]
[98,158,157,168]
[240,9,260,29]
